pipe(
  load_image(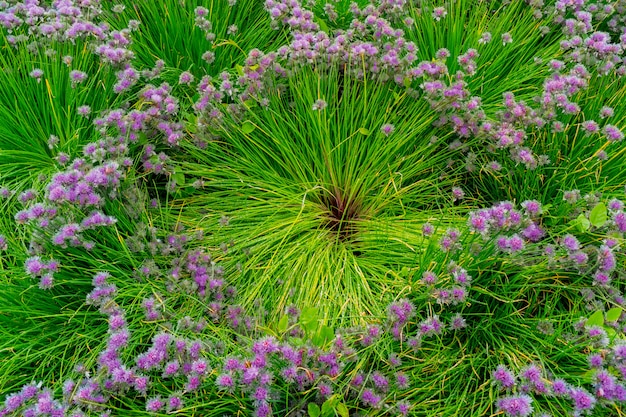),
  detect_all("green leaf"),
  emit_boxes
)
[241,120,256,134]
[606,307,622,322]
[321,396,339,417]
[308,403,320,417]
[336,403,349,417]
[172,172,185,186]
[277,314,289,333]
[606,327,617,341]
[300,307,319,334]
[321,399,333,417]
[574,213,591,233]
[235,64,244,77]
[542,204,552,213]
[587,310,604,327]
[589,202,607,228]
[358,127,370,135]
[314,17,329,33]
[313,324,334,347]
